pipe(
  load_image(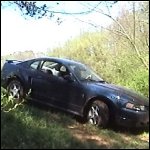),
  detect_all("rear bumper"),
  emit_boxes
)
[115,108,149,128]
